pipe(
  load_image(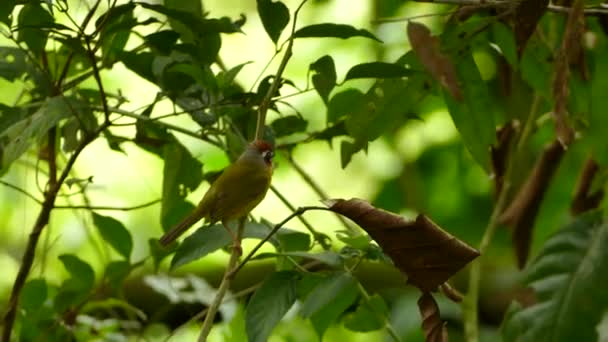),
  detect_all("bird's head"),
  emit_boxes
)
[246,140,274,166]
